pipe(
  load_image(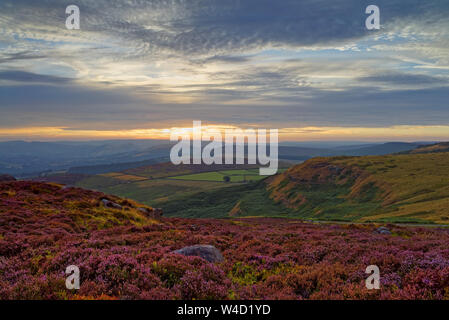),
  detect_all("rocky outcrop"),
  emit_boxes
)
[375,226,392,235]
[101,198,122,210]
[173,244,224,263]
